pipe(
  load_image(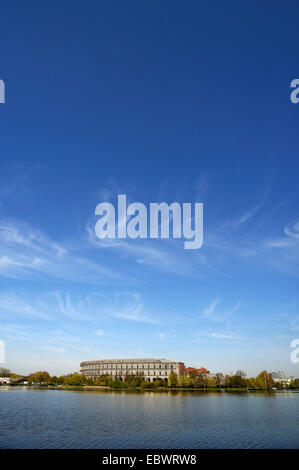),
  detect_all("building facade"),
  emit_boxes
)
[185,367,210,376]
[271,370,286,380]
[0,377,10,384]
[80,358,185,382]
[271,370,292,387]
